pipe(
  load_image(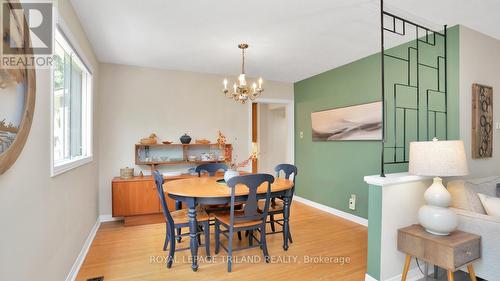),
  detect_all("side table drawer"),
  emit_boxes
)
[398,231,425,257]
[454,239,480,268]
